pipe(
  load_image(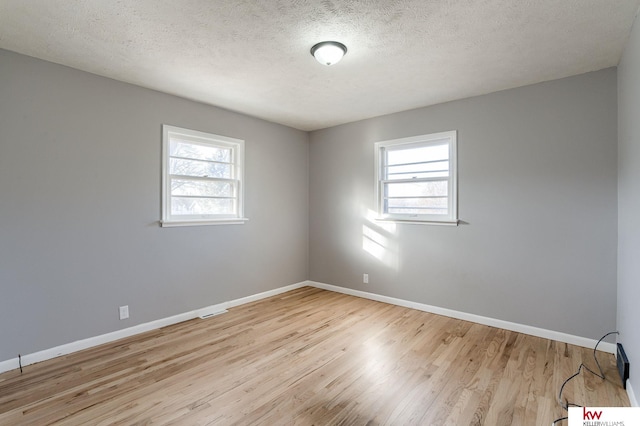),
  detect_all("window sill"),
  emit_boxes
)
[375,218,459,226]
[161,218,249,227]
